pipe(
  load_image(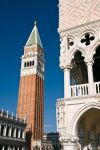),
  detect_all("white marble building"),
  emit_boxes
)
[0,110,26,150]
[56,0,100,149]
